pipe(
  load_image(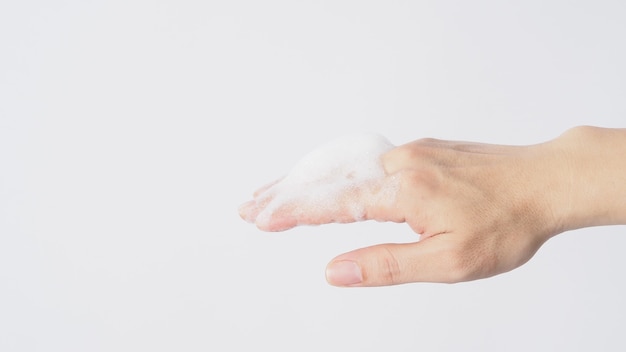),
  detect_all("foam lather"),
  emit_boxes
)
[244,133,397,230]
